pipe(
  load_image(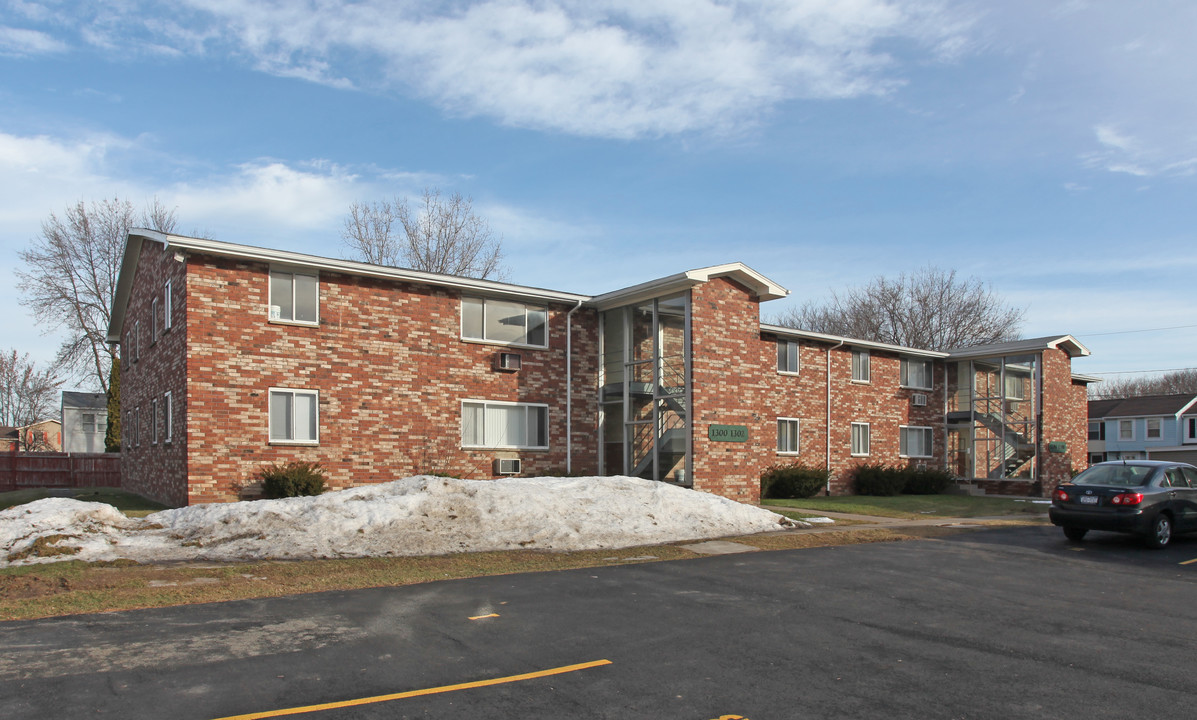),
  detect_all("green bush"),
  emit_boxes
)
[761,463,829,499]
[852,463,907,496]
[260,461,327,498]
[903,467,954,495]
